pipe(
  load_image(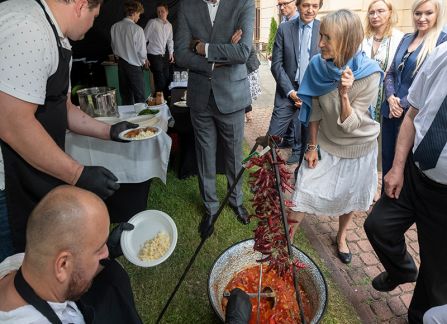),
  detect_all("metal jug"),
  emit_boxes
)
[77,87,119,118]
